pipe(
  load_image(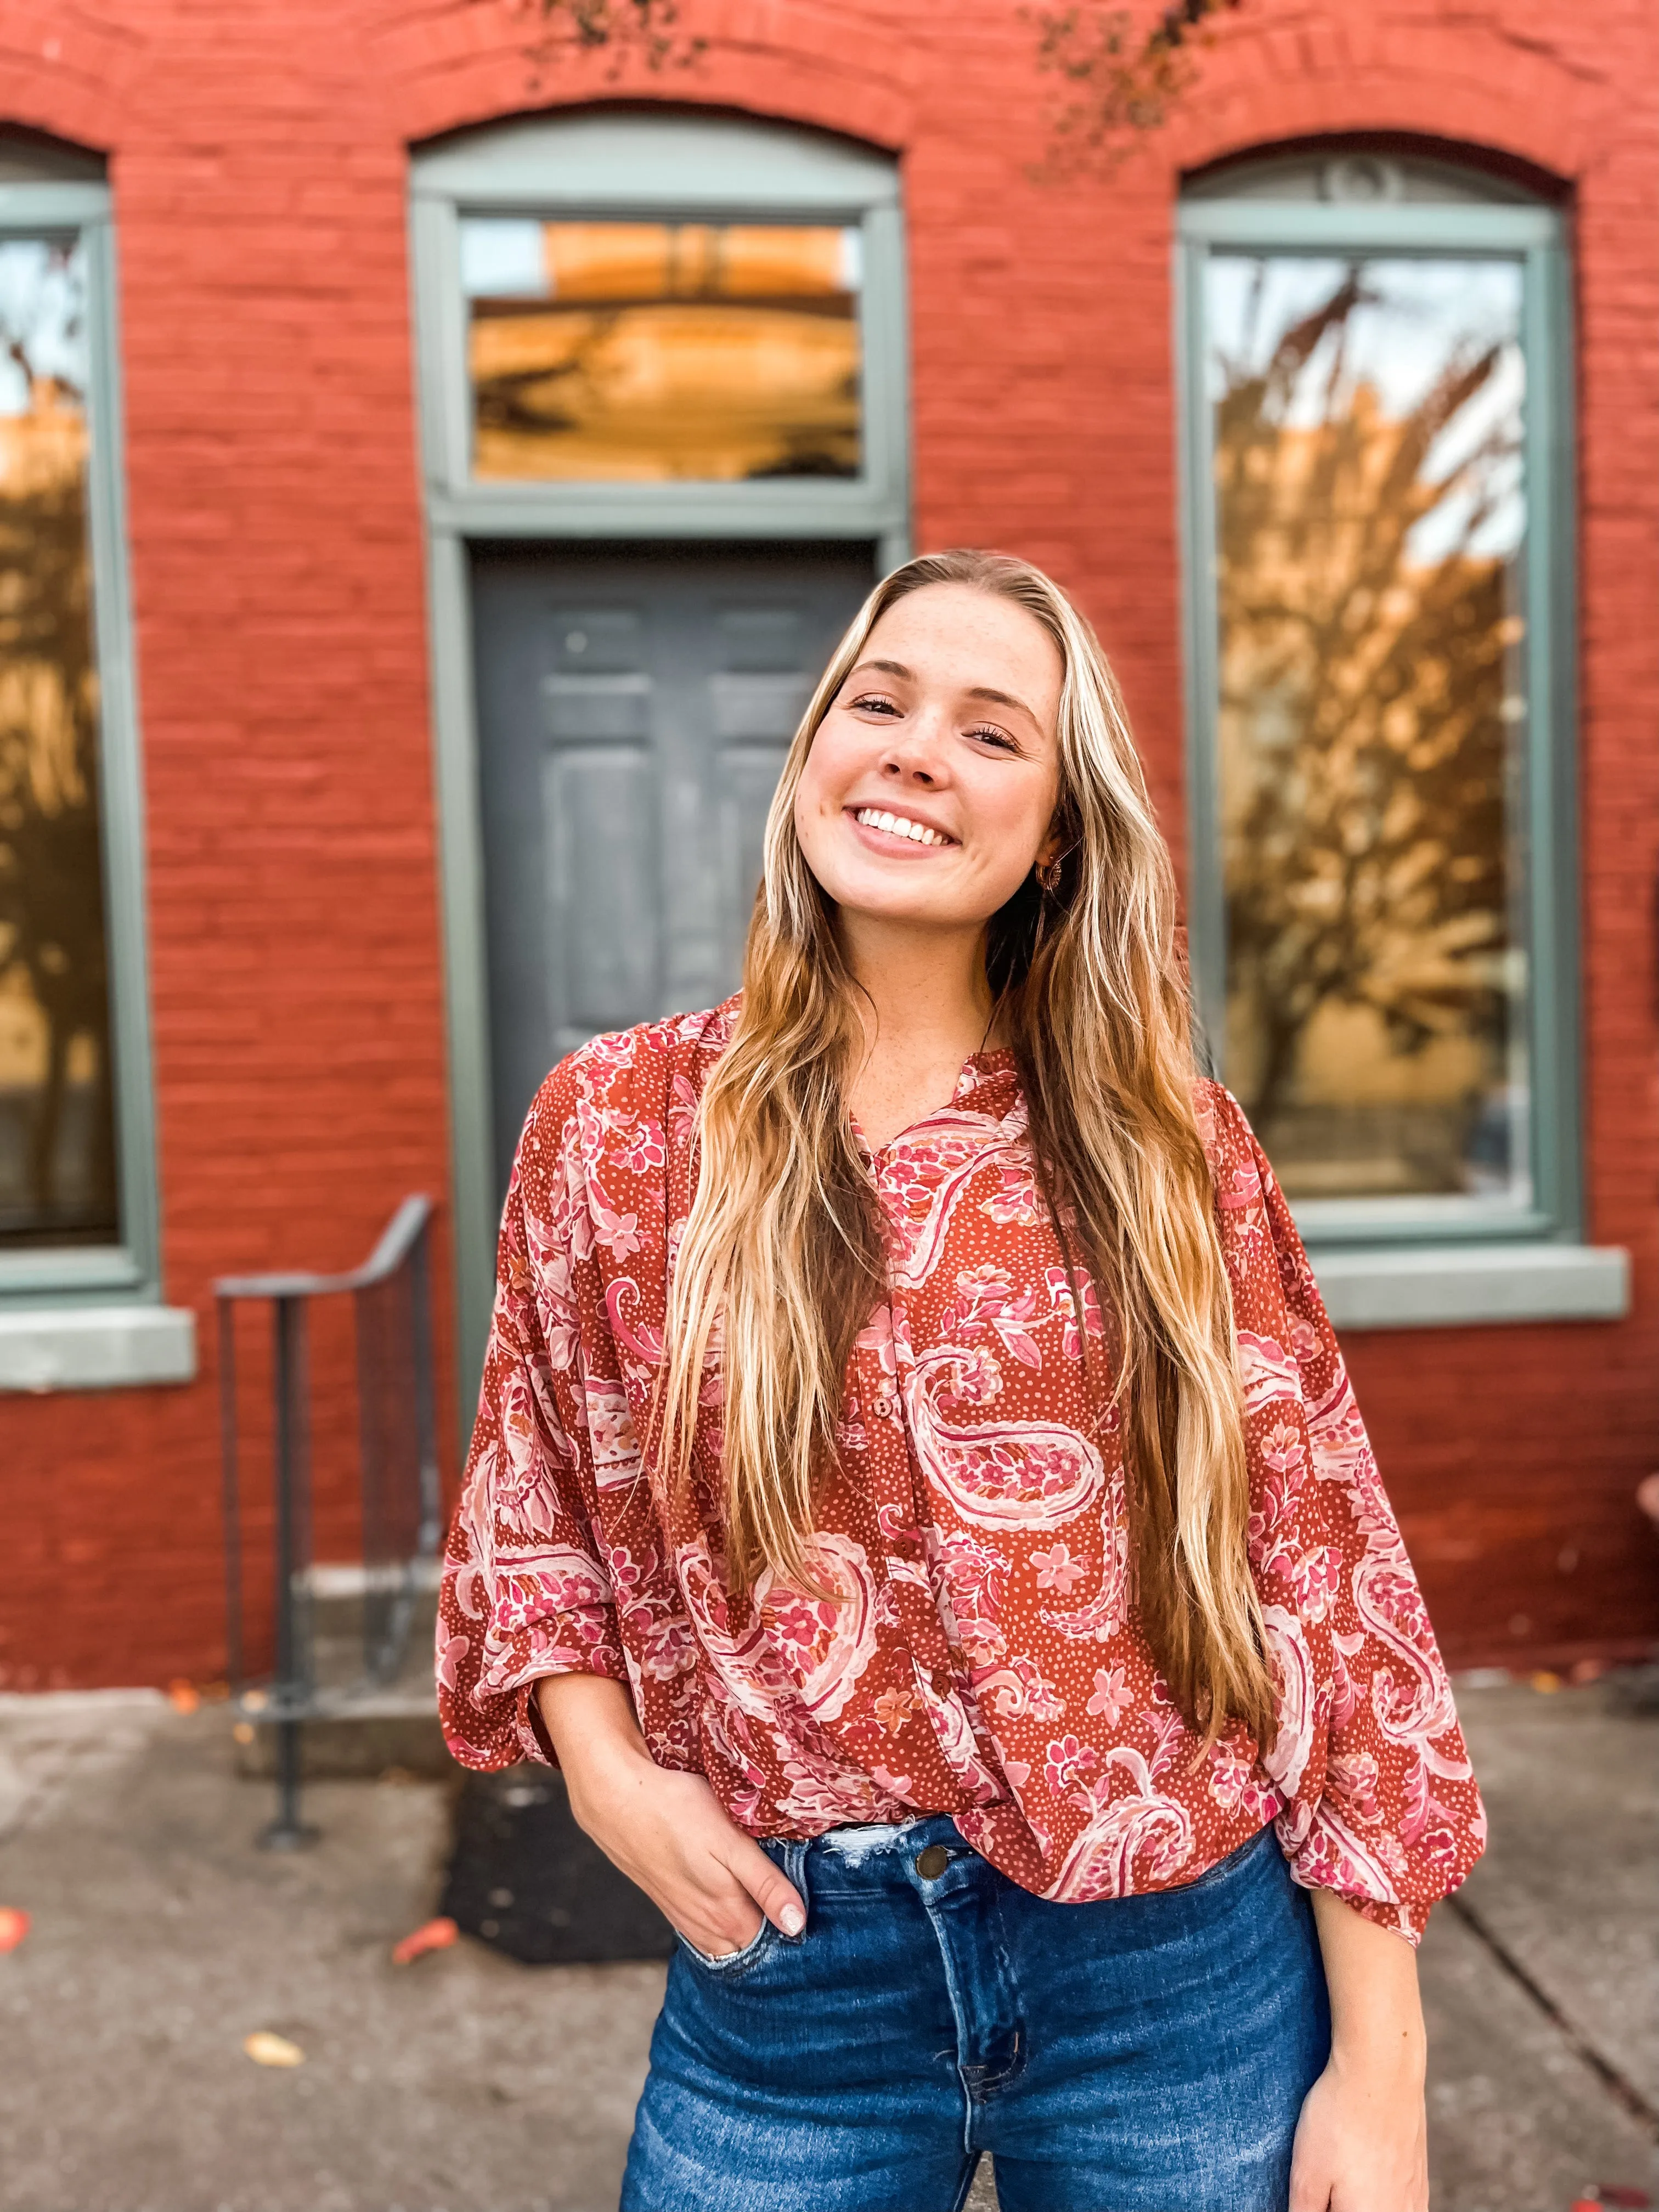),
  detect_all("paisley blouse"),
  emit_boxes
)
[437,1000,1484,1942]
